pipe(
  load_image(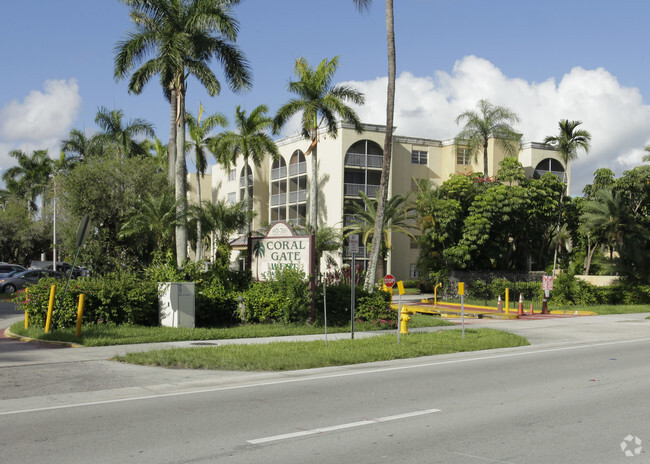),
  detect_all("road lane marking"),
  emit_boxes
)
[247,409,442,444]
[2,337,650,416]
